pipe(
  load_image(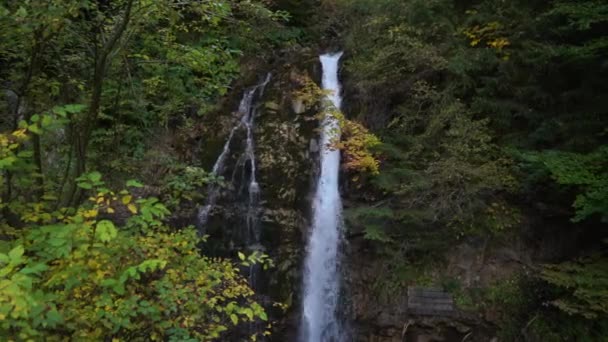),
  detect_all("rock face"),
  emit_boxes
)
[344,236,503,342]
[342,222,581,342]
[196,49,323,338]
